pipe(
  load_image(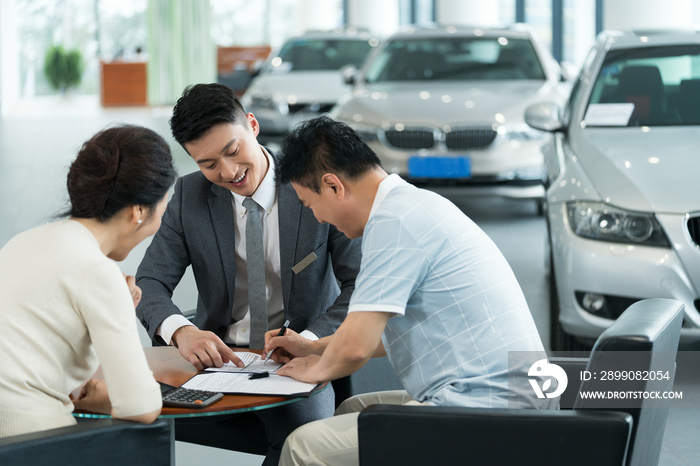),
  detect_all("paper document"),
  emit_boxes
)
[205,352,283,373]
[182,372,319,397]
[583,103,635,126]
